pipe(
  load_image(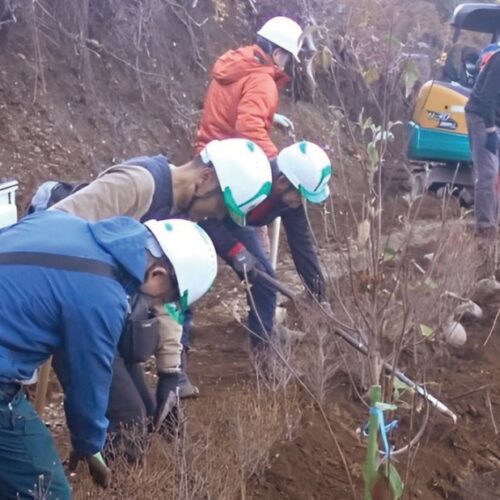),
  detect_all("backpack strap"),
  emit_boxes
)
[0,252,123,282]
[479,48,500,73]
